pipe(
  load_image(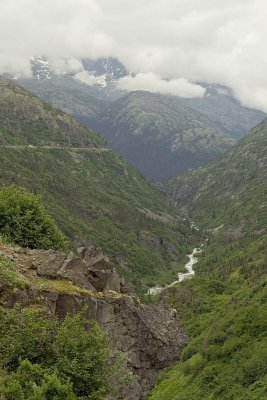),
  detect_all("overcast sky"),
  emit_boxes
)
[1,0,267,111]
